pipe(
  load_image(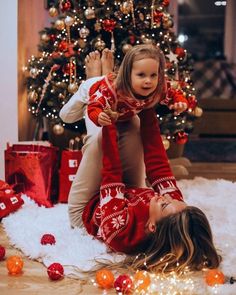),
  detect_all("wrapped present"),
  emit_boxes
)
[58,149,82,203]
[4,142,58,207]
[0,179,24,220]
